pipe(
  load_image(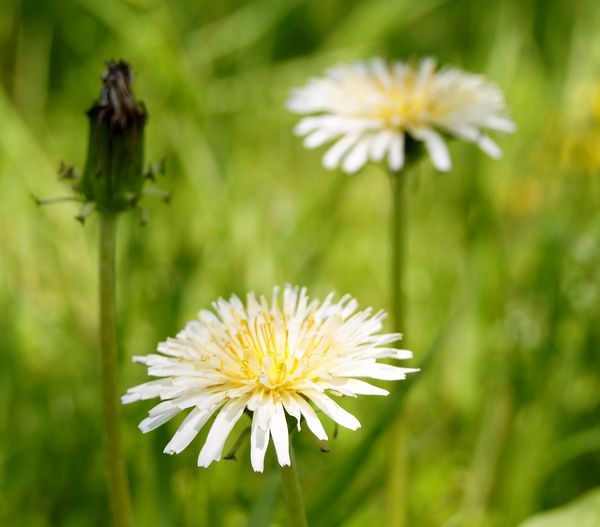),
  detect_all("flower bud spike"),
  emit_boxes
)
[142,187,171,203]
[33,195,83,207]
[75,202,97,224]
[123,192,138,206]
[137,205,149,226]
[58,161,81,181]
[144,159,166,181]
